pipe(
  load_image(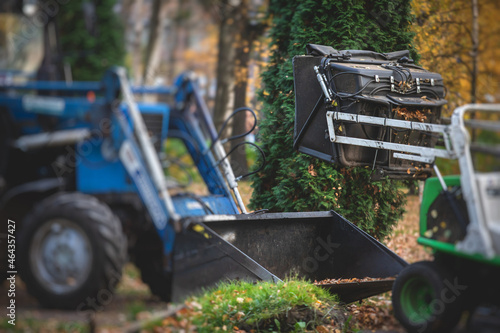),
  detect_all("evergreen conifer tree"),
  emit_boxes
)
[57,0,125,81]
[250,0,417,241]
